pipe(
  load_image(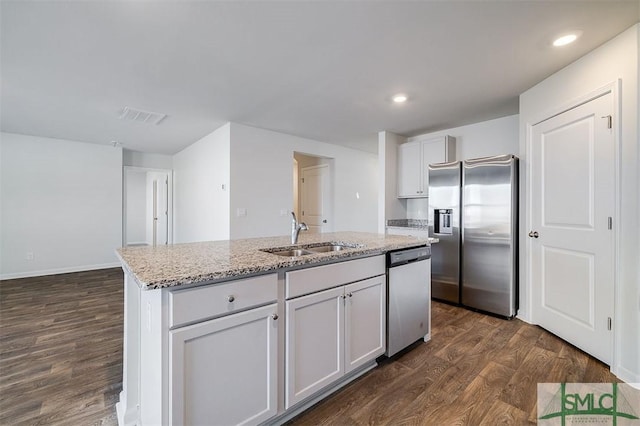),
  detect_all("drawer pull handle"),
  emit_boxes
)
[227,295,235,303]
[271,314,278,320]
[347,293,353,298]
